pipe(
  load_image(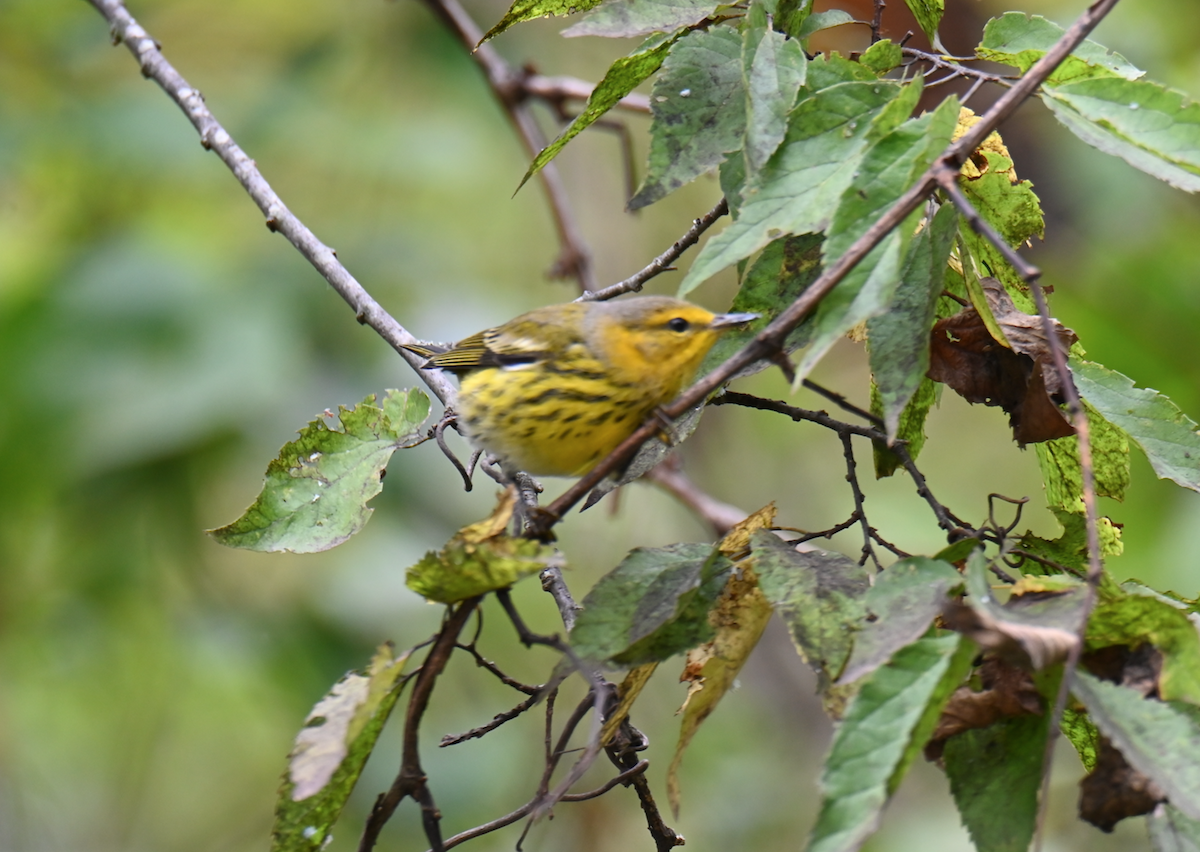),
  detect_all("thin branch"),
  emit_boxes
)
[715,392,974,539]
[529,0,1123,538]
[453,643,540,694]
[560,760,650,802]
[417,0,596,292]
[901,47,1018,86]
[801,378,883,427]
[523,75,651,115]
[579,198,730,302]
[86,0,459,405]
[644,456,747,537]
[839,432,881,569]
[440,693,540,746]
[359,598,482,852]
